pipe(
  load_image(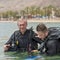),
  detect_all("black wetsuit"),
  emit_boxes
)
[5,29,38,52]
[33,27,60,56]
